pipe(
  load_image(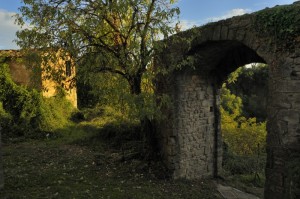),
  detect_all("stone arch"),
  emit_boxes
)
[187,40,267,85]
[155,2,300,199]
